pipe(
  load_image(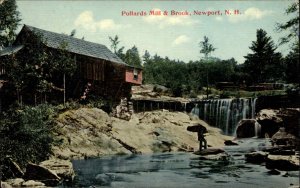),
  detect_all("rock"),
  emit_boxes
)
[245,151,268,164]
[39,158,75,184]
[277,108,300,138]
[5,178,24,187]
[0,182,12,188]
[54,108,233,159]
[236,119,261,138]
[22,180,45,187]
[95,173,111,186]
[198,153,230,161]
[288,185,300,188]
[224,140,238,146]
[1,157,24,179]
[256,109,282,123]
[256,109,282,137]
[267,169,281,175]
[271,127,296,146]
[266,154,299,171]
[194,148,225,155]
[256,108,300,139]
[24,163,61,186]
[269,149,295,155]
